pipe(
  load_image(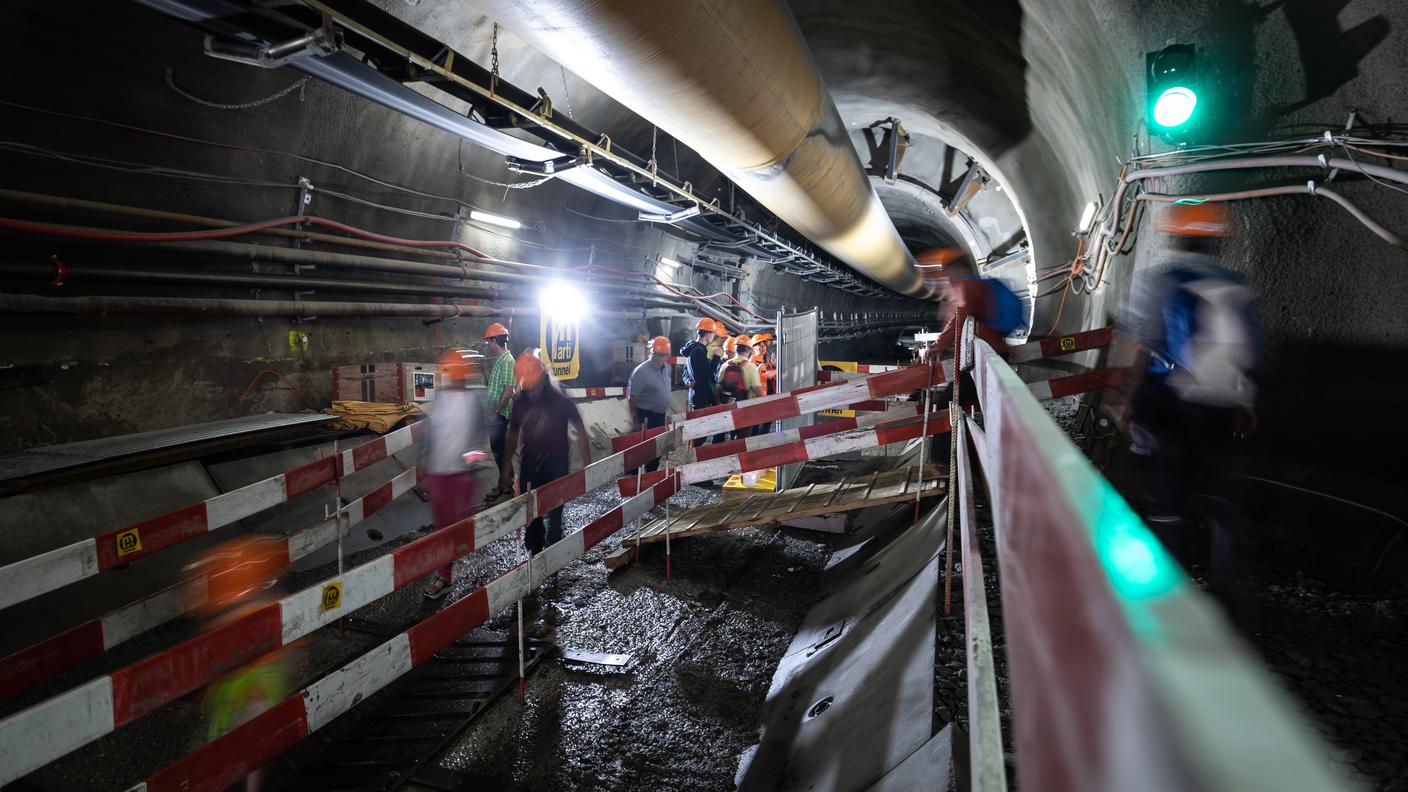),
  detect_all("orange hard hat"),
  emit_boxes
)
[723,336,736,354]
[751,333,772,345]
[734,334,752,348]
[186,536,289,618]
[515,348,547,389]
[439,349,474,382]
[650,336,671,355]
[713,323,731,338]
[1156,202,1233,238]
[695,317,717,333]
[483,322,510,340]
